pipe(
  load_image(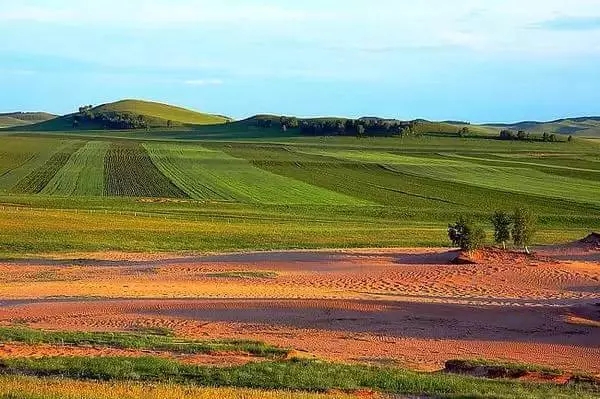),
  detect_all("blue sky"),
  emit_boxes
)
[1,0,600,122]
